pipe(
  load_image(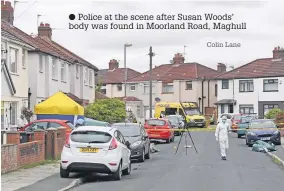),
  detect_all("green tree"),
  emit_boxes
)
[85,98,126,123]
[265,108,284,119]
